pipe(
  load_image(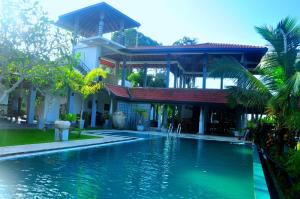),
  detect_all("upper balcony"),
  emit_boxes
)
[103,43,268,89]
